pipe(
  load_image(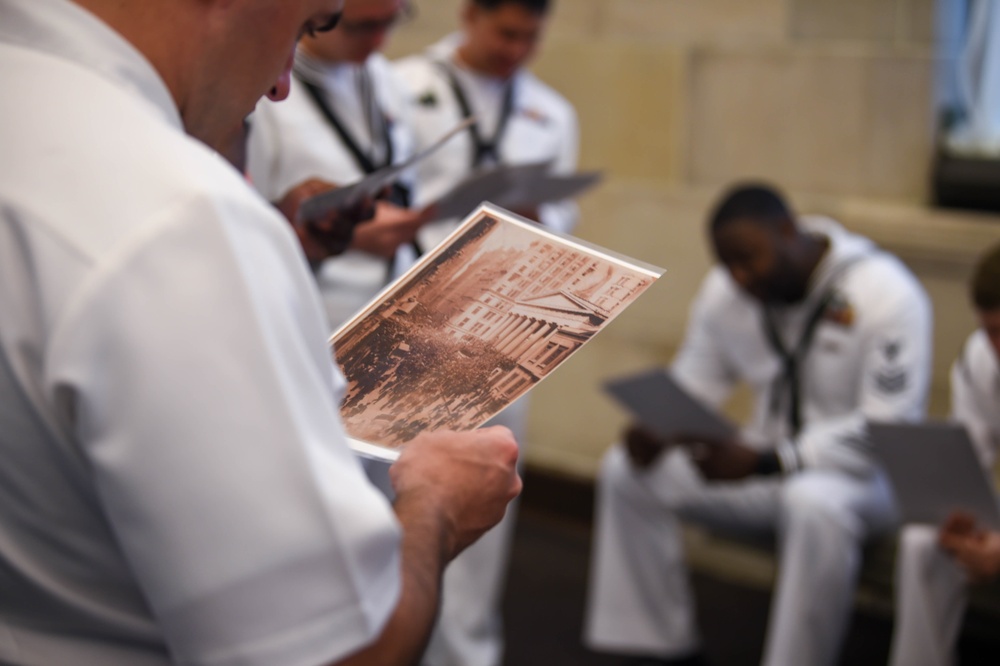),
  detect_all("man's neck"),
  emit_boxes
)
[800,233,832,289]
[299,39,347,68]
[454,43,511,83]
[114,6,239,152]
[74,0,194,101]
